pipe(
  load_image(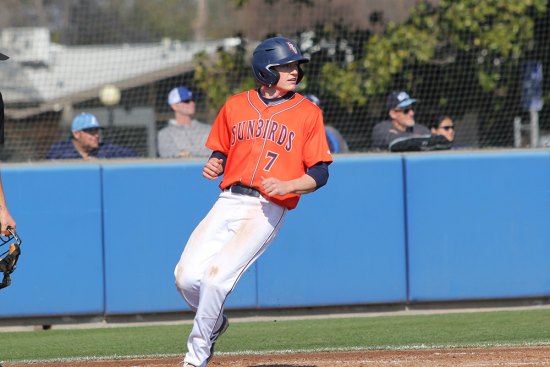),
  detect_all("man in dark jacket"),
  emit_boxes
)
[371,90,431,150]
[47,113,137,160]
